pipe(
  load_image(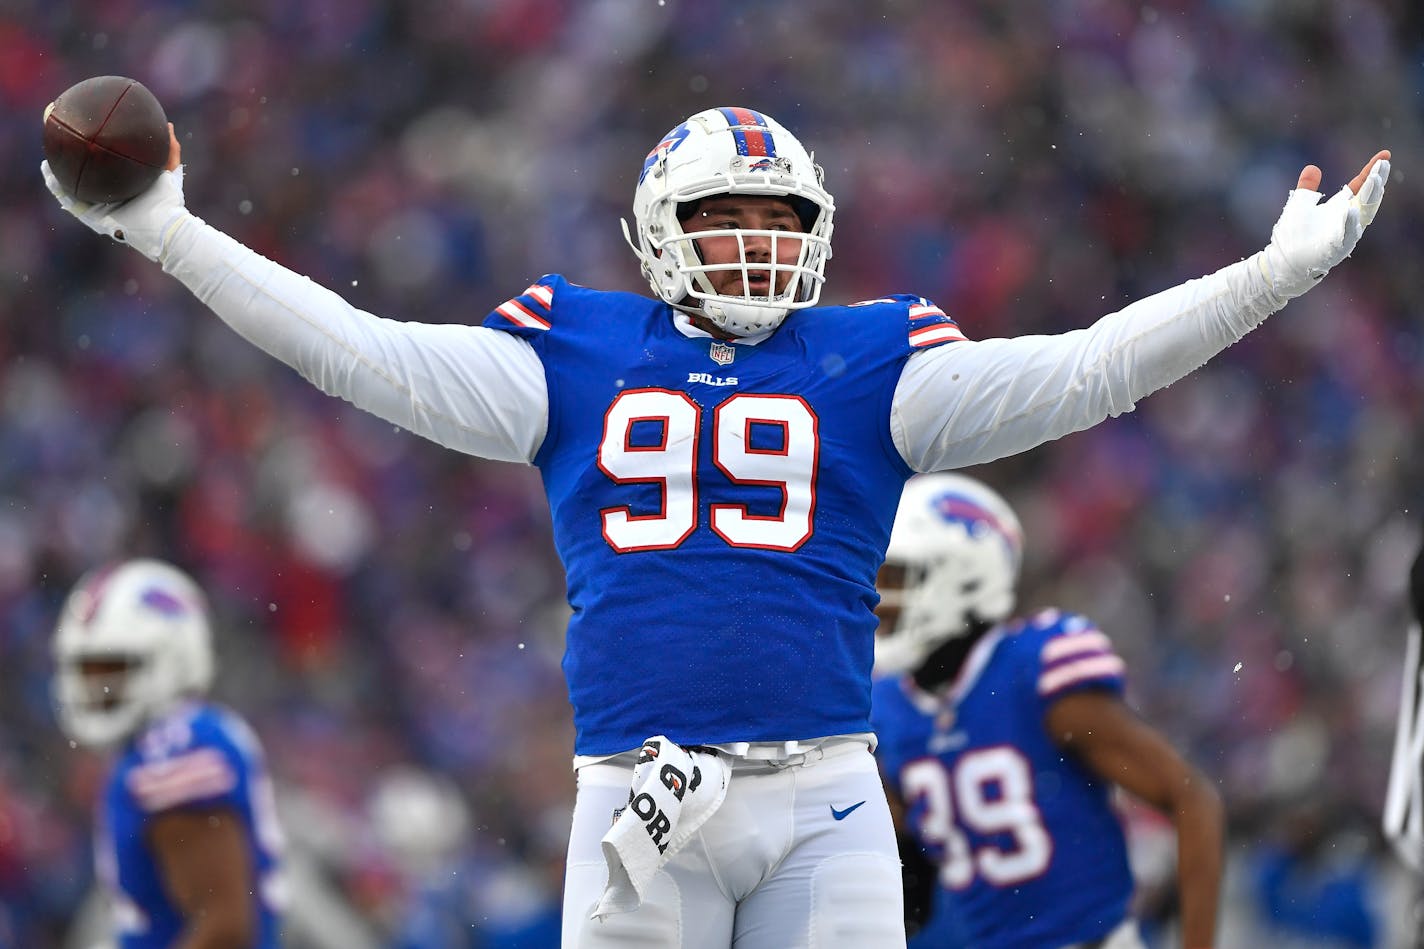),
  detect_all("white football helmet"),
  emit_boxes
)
[53,558,215,747]
[622,106,835,337]
[369,766,471,875]
[873,474,1024,676]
